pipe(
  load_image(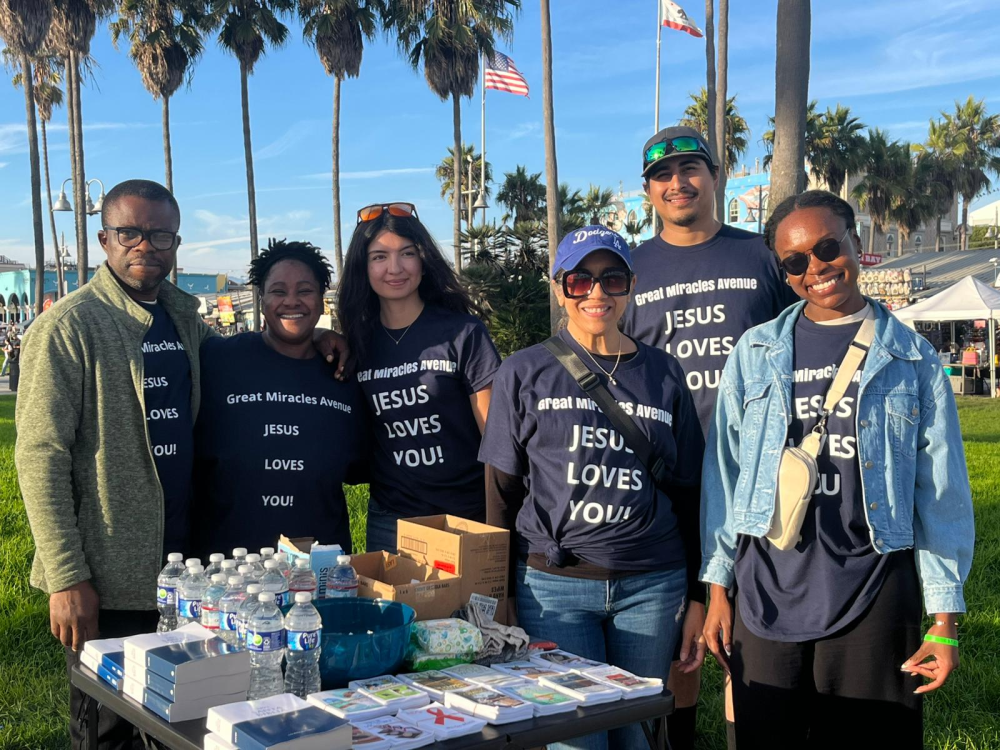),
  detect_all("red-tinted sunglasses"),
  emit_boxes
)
[356,202,419,224]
